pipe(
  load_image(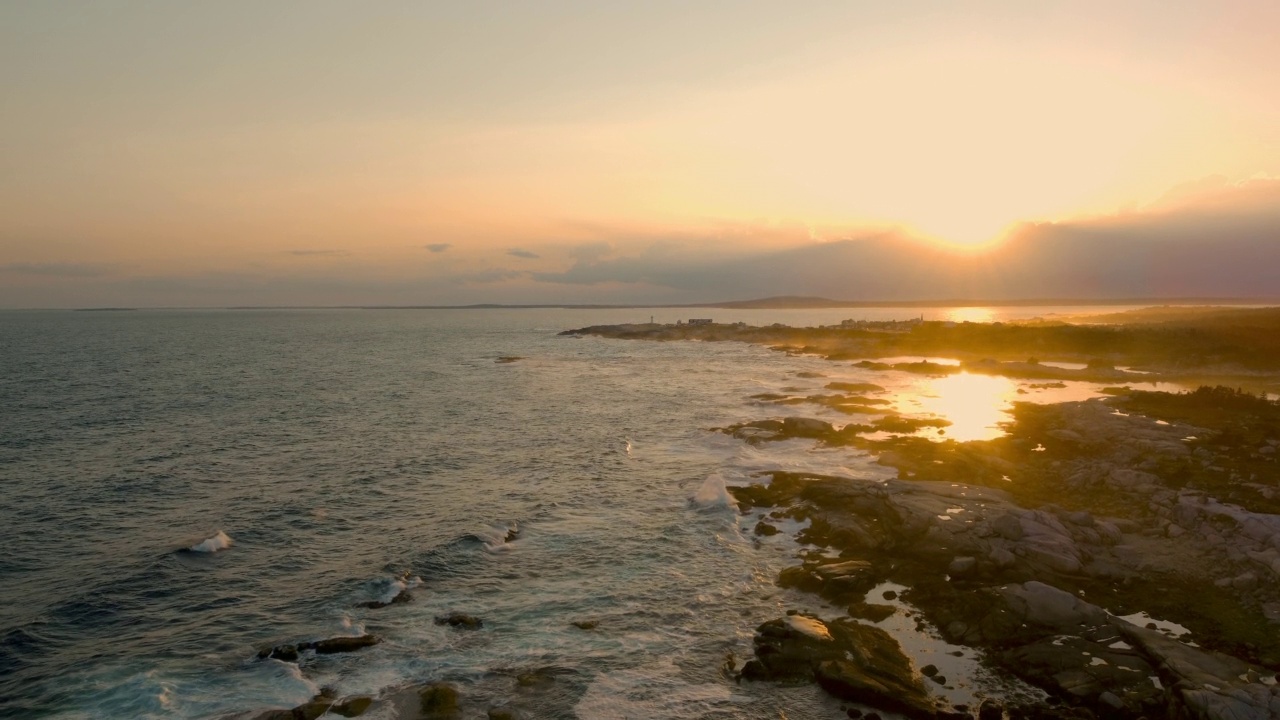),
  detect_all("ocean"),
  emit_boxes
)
[0,306,1144,719]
